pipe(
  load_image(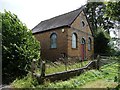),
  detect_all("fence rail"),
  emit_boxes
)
[33,60,98,84]
[32,55,115,84]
